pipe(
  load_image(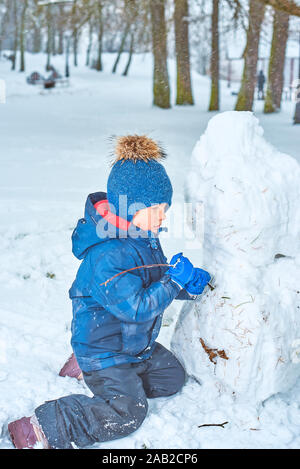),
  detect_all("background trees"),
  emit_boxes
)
[0,0,299,113]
